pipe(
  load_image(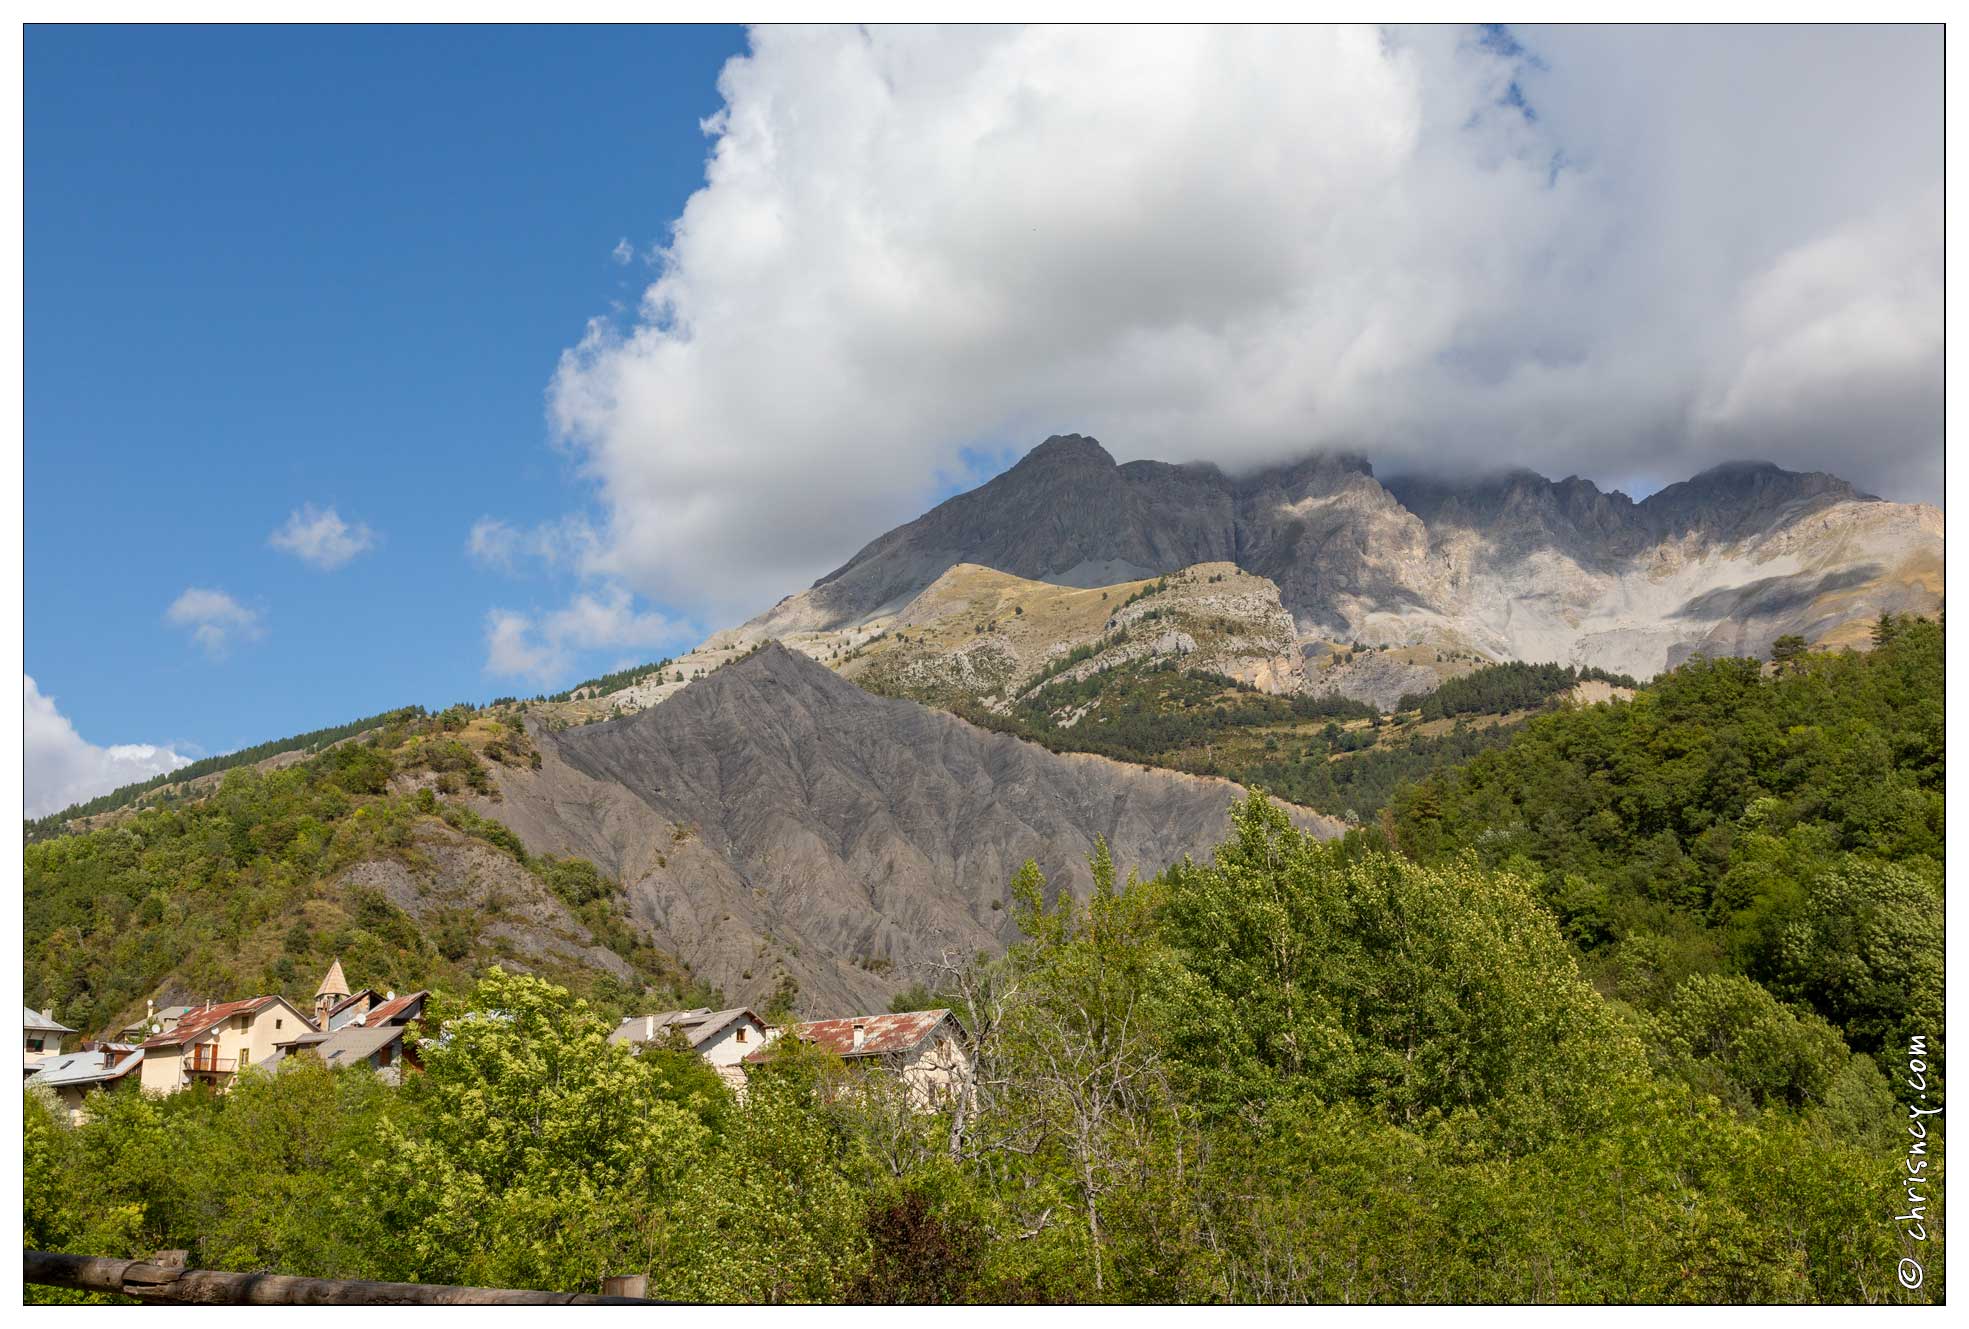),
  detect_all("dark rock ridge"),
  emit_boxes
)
[1385,460,1872,552]
[812,437,1876,624]
[478,644,1342,1015]
[746,434,1935,684]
